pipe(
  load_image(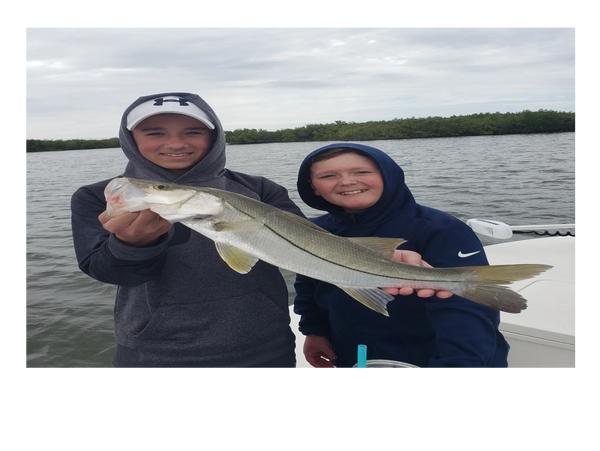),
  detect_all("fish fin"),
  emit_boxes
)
[465,264,552,283]
[215,243,259,274]
[347,237,407,258]
[459,284,530,313]
[213,220,263,232]
[279,210,406,258]
[339,287,394,317]
[458,264,553,313]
